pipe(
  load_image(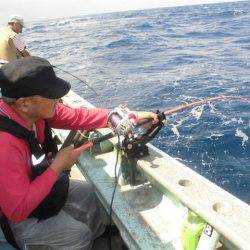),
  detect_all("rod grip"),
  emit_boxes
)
[91,132,114,144]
